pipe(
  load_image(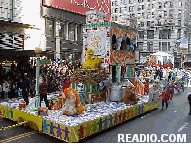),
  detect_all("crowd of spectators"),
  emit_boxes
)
[0,57,82,101]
